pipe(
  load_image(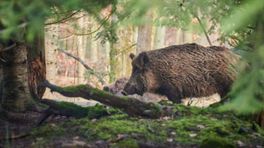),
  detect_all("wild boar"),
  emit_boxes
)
[123,43,239,103]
